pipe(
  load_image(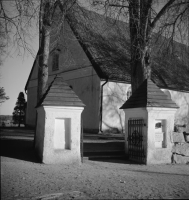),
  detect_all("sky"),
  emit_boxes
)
[0,0,87,116]
[0,38,38,115]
